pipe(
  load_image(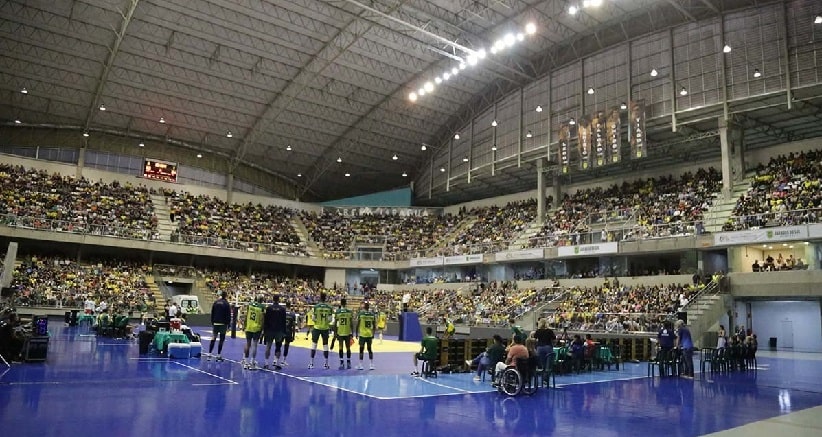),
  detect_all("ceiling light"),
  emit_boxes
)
[196,153,202,158]
[286,145,292,151]
[587,87,595,94]
[491,120,497,127]
[20,87,28,94]
[454,133,460,140]
[491,144,497,151]
[392,154,398,160]
[138,142,145,147]
[99,104,106,111]
[443,72,451,80]
[535,105,543,112]
[493,39,505,51]
[424,81,434,92]
[345,173,351,177]
[418,88,426,96]
[569,118,576,125]
[408,92,418,102]
[816,15,822,24]
[476,49,487,59]
[297,173,302,177]
[226,131,233,138]
[451,67,459,75]
[650,68,658,77]
[459,63,466,70]
[462,157,469,162]
[620,102,627,110]
[434,77,442,84]
[723,44,732,53]
[504,33,516,47]
[490,46,498,55]
[83,132,89,137]
[753,68,761,78]
[14,119,21,124]
[526,130,533,138]
[590,0,602,7]
[516,33,525,42]
[680,87,688,96]
[525,23,537,35]
[569,6,578,15]
[159,117,165,123]
[439,167,445,172]
[421,144,427,151]
[402,172,408,177]
[336,157,342,163]
[467,55,478,66]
